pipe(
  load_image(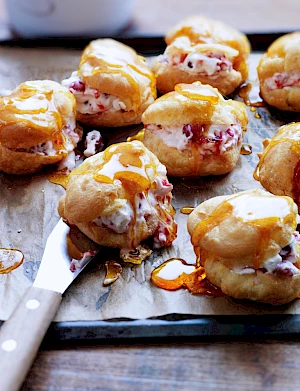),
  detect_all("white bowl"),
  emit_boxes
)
[6,0,135,37]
